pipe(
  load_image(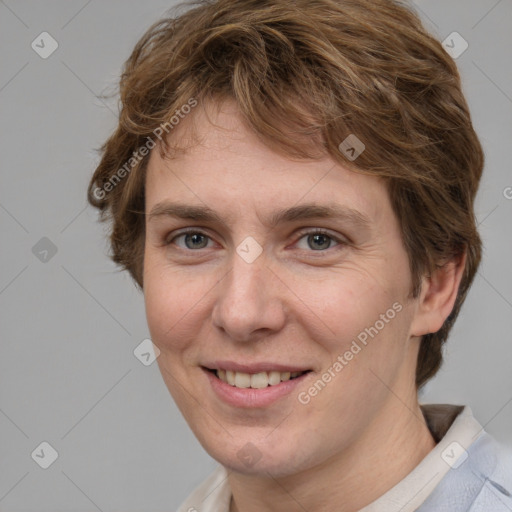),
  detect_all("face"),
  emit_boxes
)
[143,100,421,477]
